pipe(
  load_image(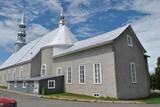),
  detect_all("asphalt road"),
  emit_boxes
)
[0,90,159,107]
